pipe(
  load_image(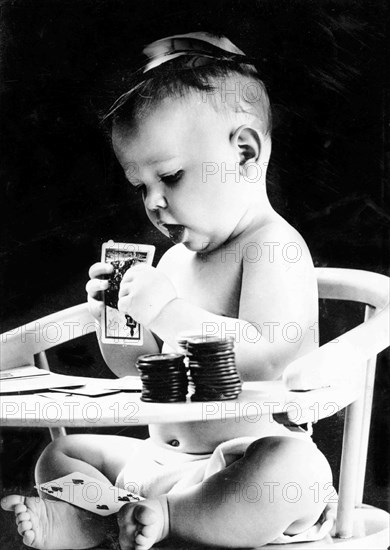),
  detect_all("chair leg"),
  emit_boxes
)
[336,396,365,538]
[35,352,68,441]
[35,350,51,371]
[355,305,377,506]
[49,427,67,440]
